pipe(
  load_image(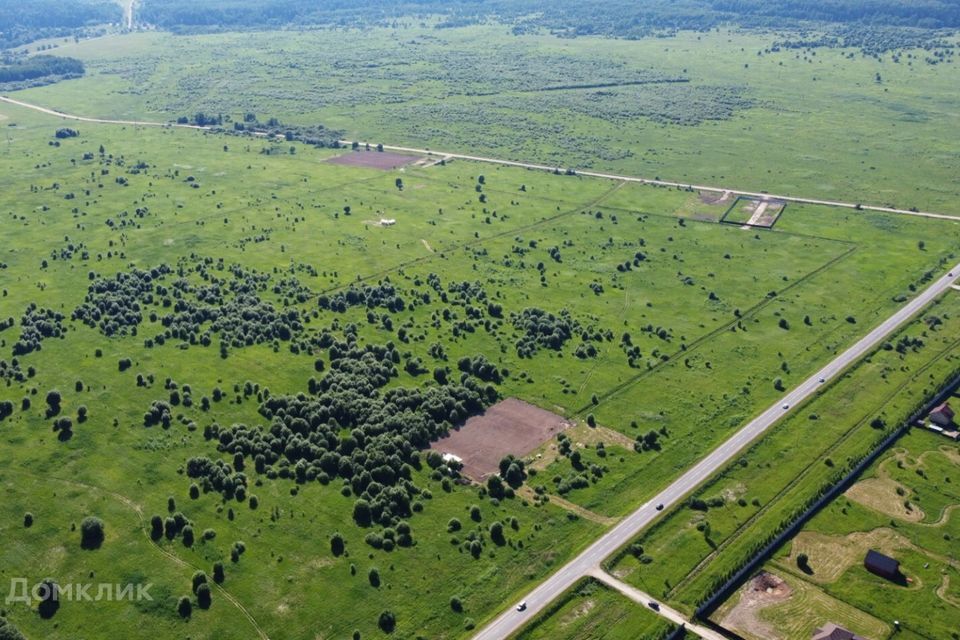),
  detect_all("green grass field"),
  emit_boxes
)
[1,19,960,640]
[11,25,960,213]
[511,579,675,640]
